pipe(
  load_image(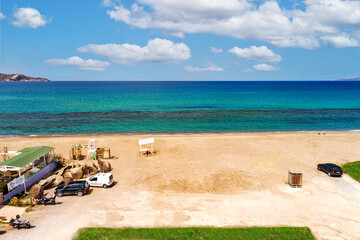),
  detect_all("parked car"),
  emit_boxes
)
[86,173,114,188]
[55,180,90,197]
[317,163,343,177]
